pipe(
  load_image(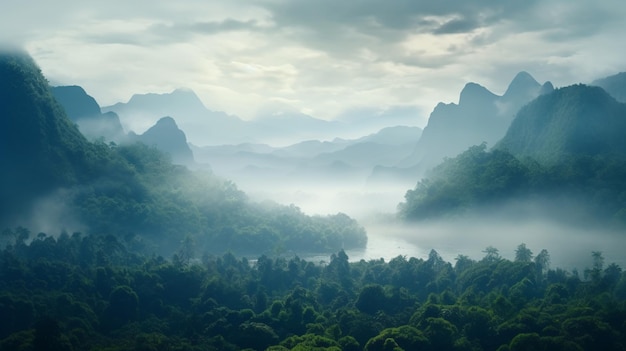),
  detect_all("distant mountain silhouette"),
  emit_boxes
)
[400,72,552,171]
[131,117,195,166]
[51,85,101,119]
[52,85,126,142]
[496,84,626,164]
[354,126,422,146]
[192,125,421,187]
[0,51,95,219]
[103,89,346,145]
[592,72,626,103]
[103,89,246,145]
